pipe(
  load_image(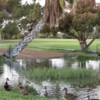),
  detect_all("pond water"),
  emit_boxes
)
[0,57,100,100]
